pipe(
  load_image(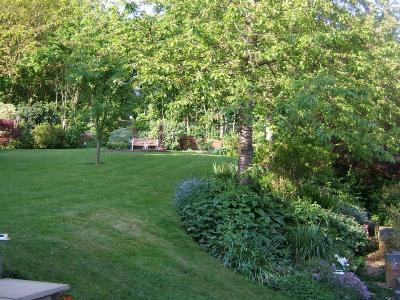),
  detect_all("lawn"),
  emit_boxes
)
[0,149,286,300]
